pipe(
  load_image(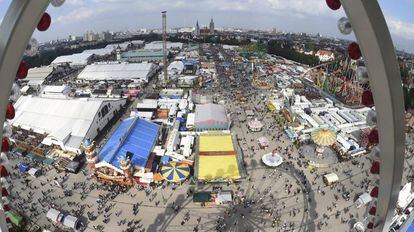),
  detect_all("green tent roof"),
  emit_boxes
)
[193,192,212,203]
[5,211,22,227]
